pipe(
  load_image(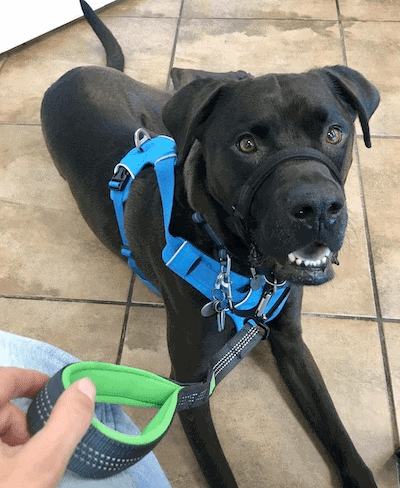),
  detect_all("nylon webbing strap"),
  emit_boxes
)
[26,325,264,479]
[109,134,176,295]
[176,321,264,411]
